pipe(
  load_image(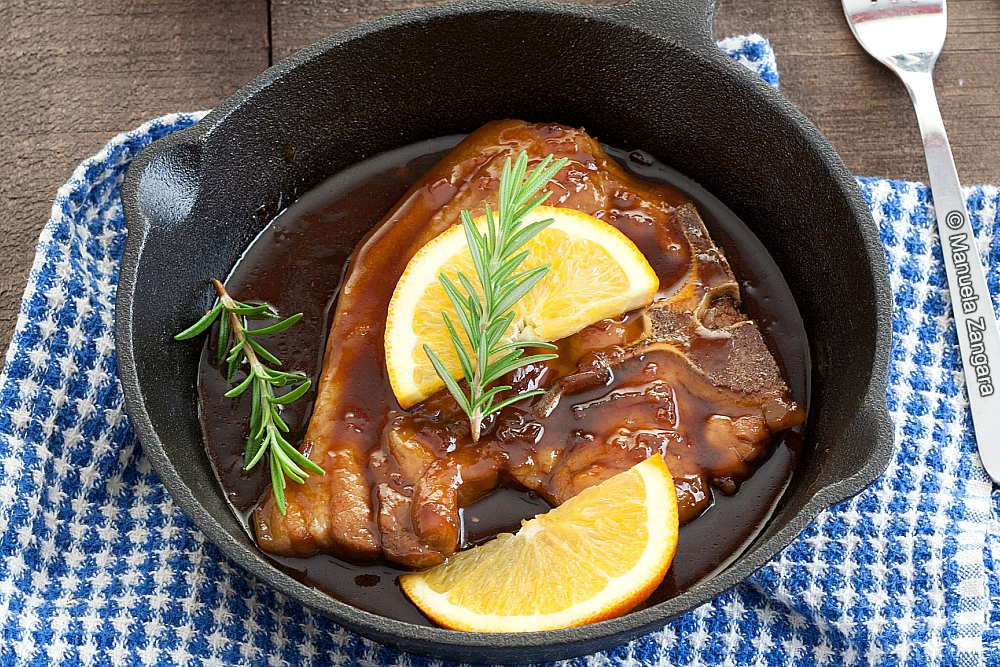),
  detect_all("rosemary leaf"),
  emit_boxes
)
[245,312,303,336]
[225,372,255,398]
[228,302,272,316]
[270,406,290,432]
[175,302,224,340]
[270,380,311,405]
[488,389,548,415]
[424,344,474,416]
[245,337,281,365]
[441,315,475,384]
[216,308,230,364]
[491,266,549,317]
[270,457,286,514]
